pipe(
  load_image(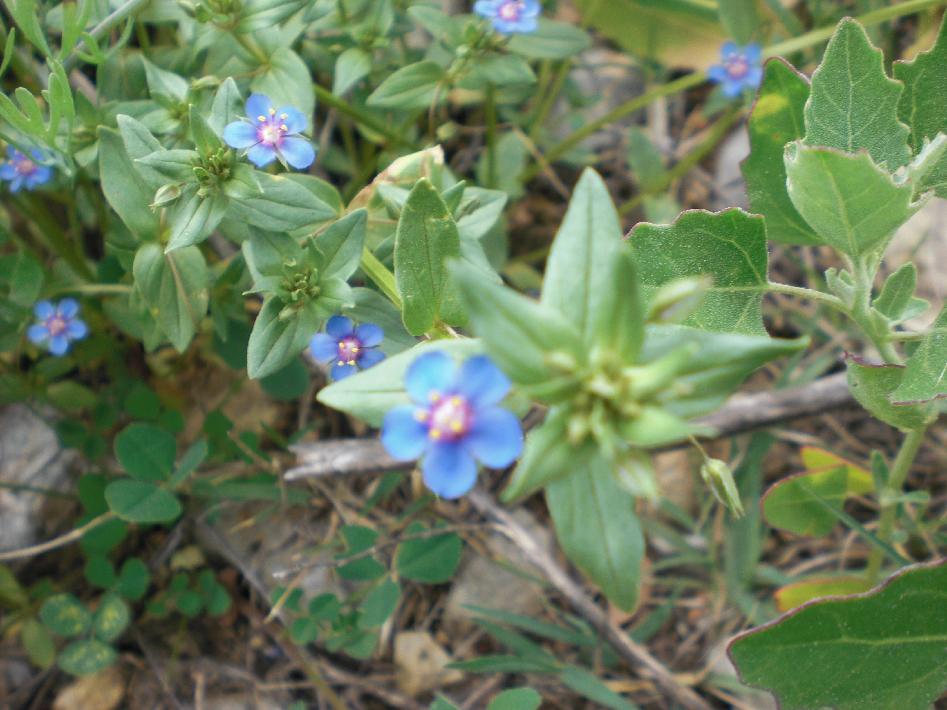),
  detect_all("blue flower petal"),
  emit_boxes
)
[309,332,339,363]
[245,94,273,120]
[326,315,354,339]
[356,348,386,369]
[9,176,23,192]
[745,66,763,88]
[474,0,498,17]
[722,79,744,98]
[0,163,17,180]
[454,355,511,408]
[5,146,14,159]
[422,443,478,499]
[465,406,523,469]
[29,166,53,187]
[516,17,538,32]
[276,106,307,134]
[48,335,70,355]
[721,41,738,58]
[355,322,384,347]
[521,0,541,17]
[405,351,457,405]
[57,298,79,318]
[223,121,260,149]
[744,43,762,62]
[66,319,88,340]
[331,362,358,380]
[381,405,429,461]
[27,324,49,343]
[707,65,728,84]
[34,300,55,320]
[279,137,315,170]
[246,143,277,167]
